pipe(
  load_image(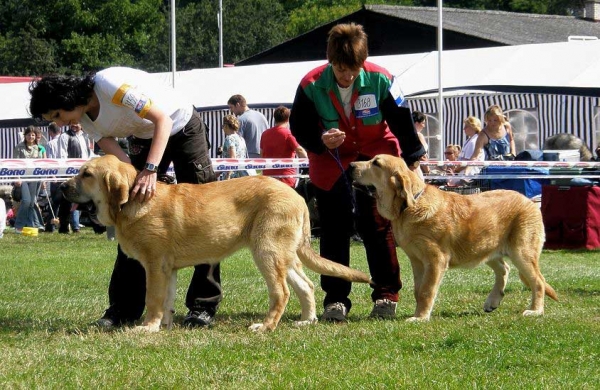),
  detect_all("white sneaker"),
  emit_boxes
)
[370,299,397,319]
[321,302,348,322]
